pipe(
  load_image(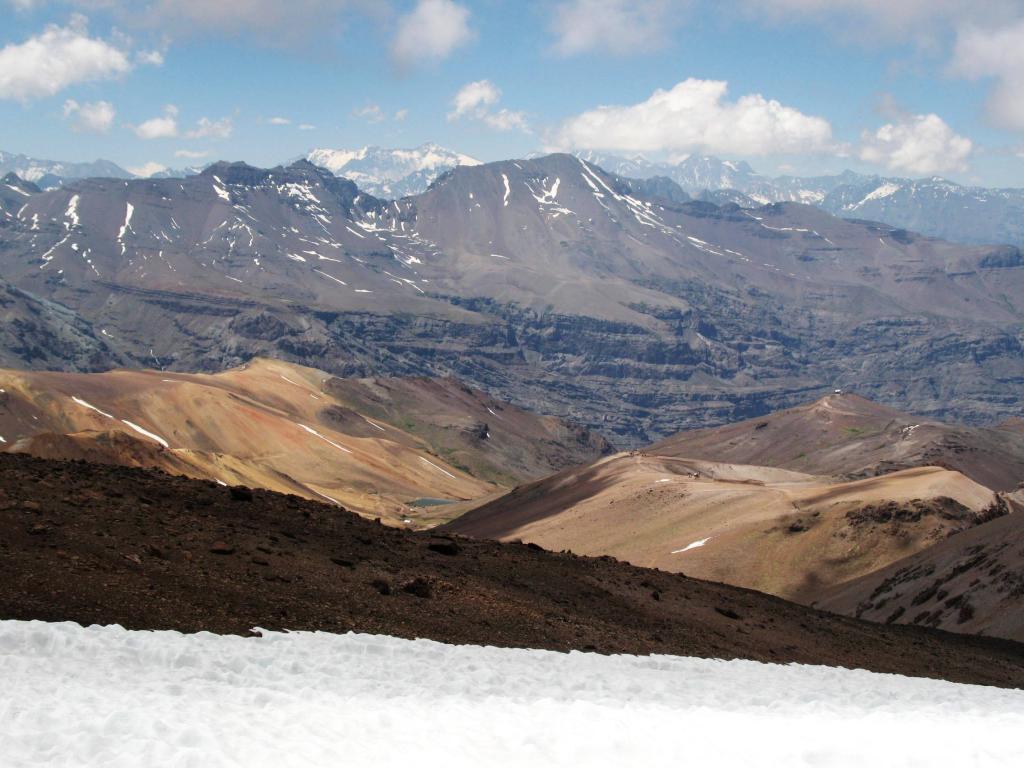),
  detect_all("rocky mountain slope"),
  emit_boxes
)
[651,393,1024,491]
[584,151,1024,248]
[3,451,1024,688]
[0,154,1022,444]
[0,358,608,521]
[305,143,480,198]
[324,375,612,487]
[819,498,1024,642]
[442,452,1005,603]
[444,392,1024,640]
